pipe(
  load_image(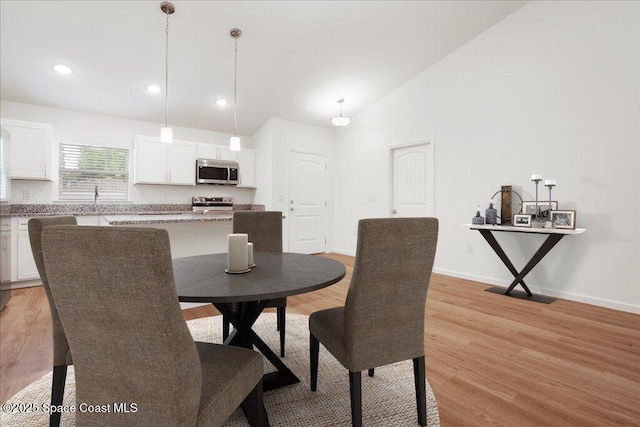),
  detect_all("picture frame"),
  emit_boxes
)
[521,201,558,218]
[551,210,576,230]
[513,214,533,227]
